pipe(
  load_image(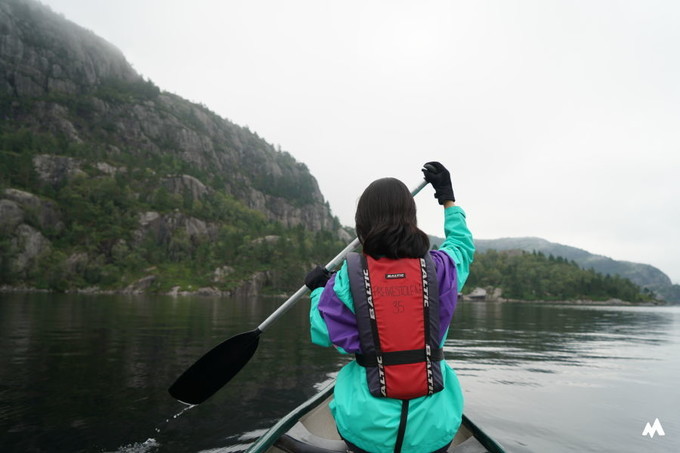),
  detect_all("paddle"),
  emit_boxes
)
[168,171,433,405]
